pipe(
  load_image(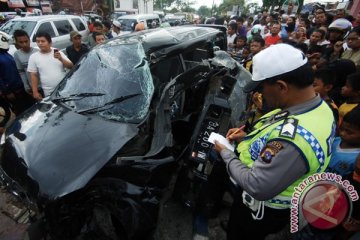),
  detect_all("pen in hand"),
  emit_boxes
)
[227,125,246,141]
